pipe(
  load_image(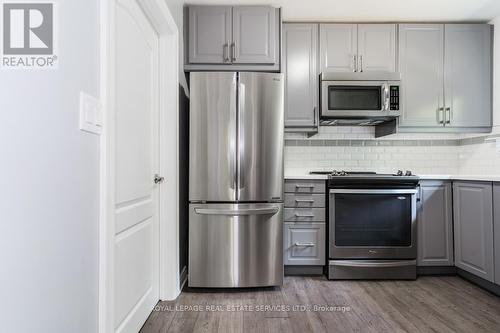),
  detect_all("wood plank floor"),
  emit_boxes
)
[140,276,500,333]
